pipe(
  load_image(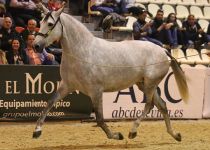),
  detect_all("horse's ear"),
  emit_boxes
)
[54,1,66,18]
[36,2,49,15]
